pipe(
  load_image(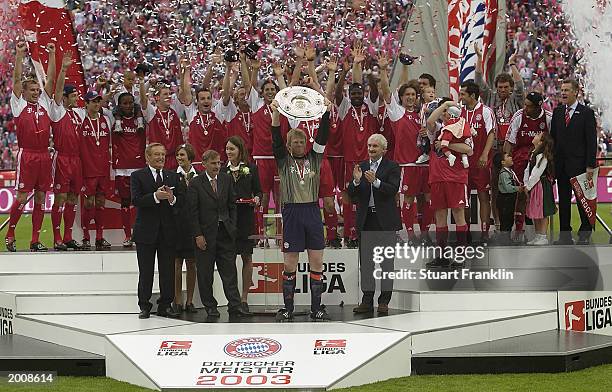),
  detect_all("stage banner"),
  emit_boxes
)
[0,293,16,336]
[107,332,409,389]
[248,250,360,306]
[558,291,612,336]
[570,167,600,225]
